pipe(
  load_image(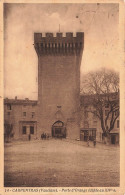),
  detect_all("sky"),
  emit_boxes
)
[4,3,119,100]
